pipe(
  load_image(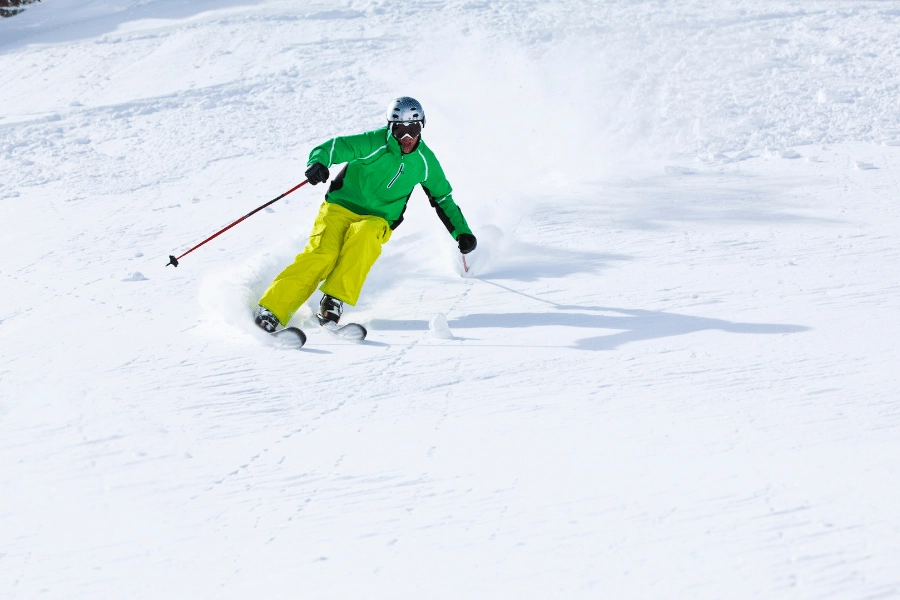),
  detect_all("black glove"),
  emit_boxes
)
[457,233,477,254]
[305,162,329,185]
